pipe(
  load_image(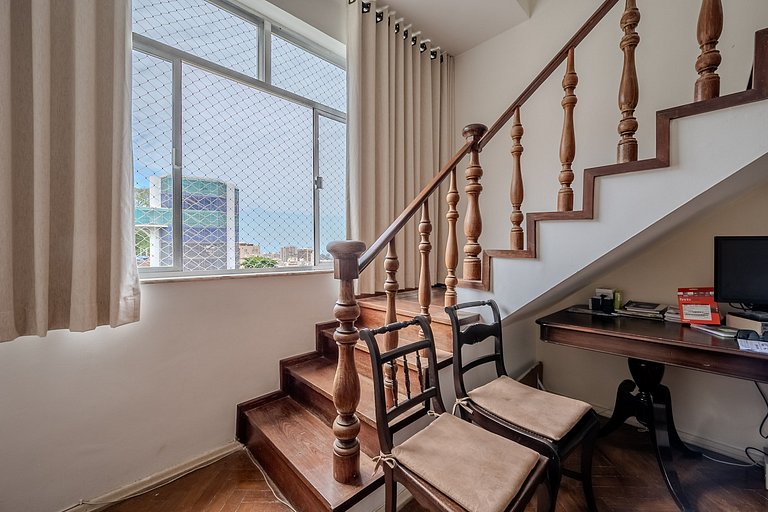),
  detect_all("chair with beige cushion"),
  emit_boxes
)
[445,300,600,512]
[359,316,555,512]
